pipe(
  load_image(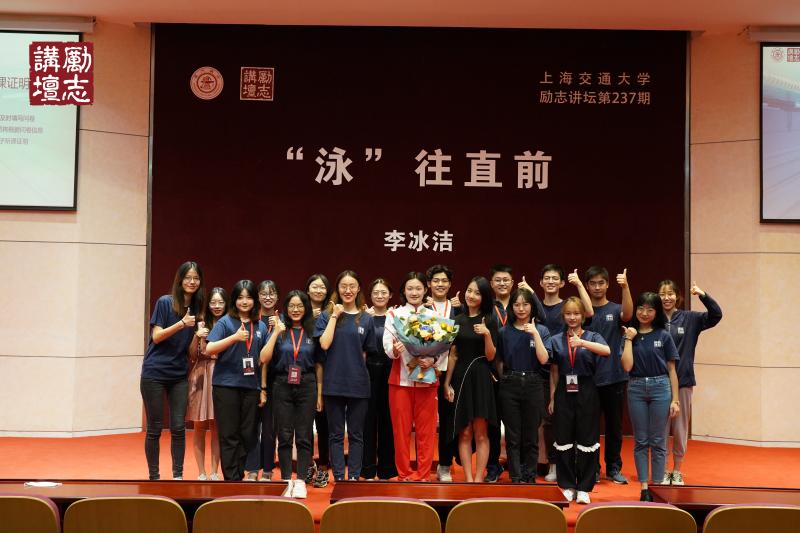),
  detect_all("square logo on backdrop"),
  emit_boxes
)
[240,67,274,101]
